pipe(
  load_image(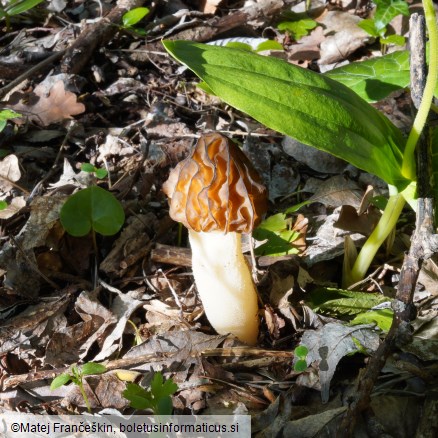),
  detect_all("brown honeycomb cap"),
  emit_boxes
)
[162,132,268,233]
